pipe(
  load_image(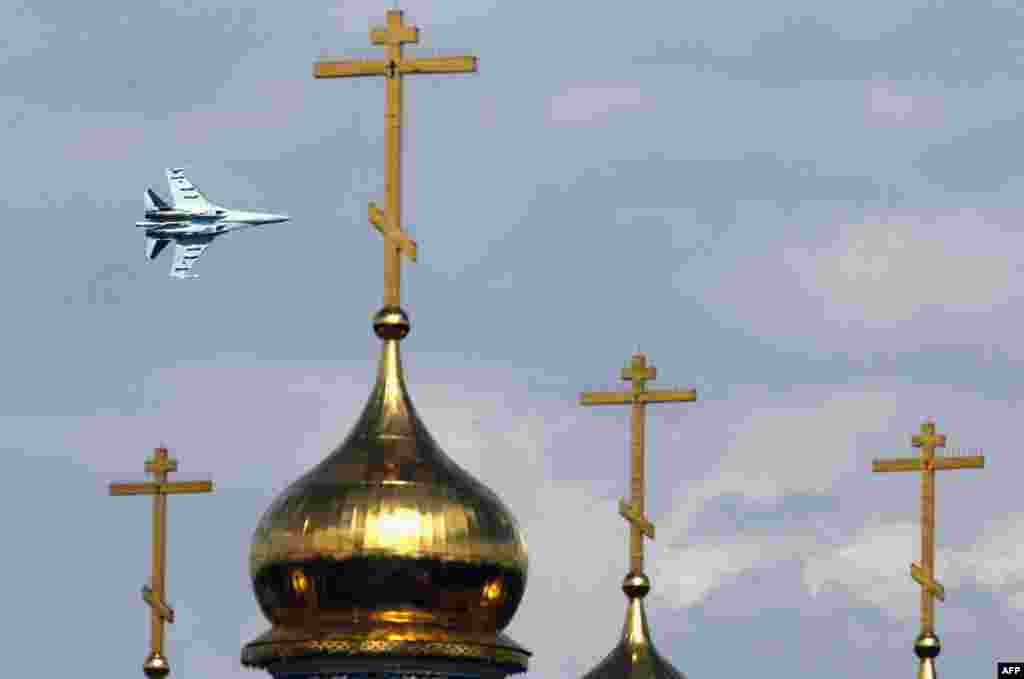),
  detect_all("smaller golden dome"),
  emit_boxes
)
[580,573,686,679]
